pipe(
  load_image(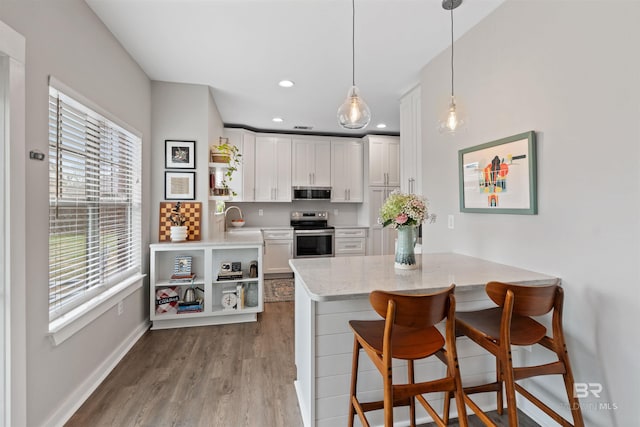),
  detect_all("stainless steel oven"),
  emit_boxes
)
[291,211,335,258]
